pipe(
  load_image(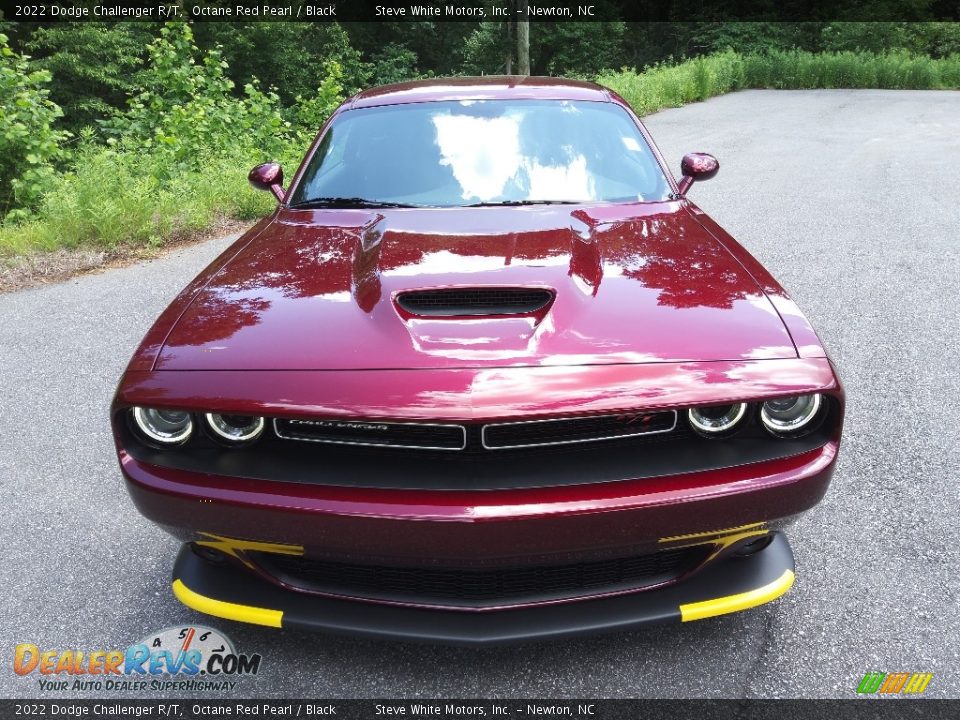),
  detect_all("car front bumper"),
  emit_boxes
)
[171,532,796,645]
[123,443,831,641]
[121,439,836,566]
